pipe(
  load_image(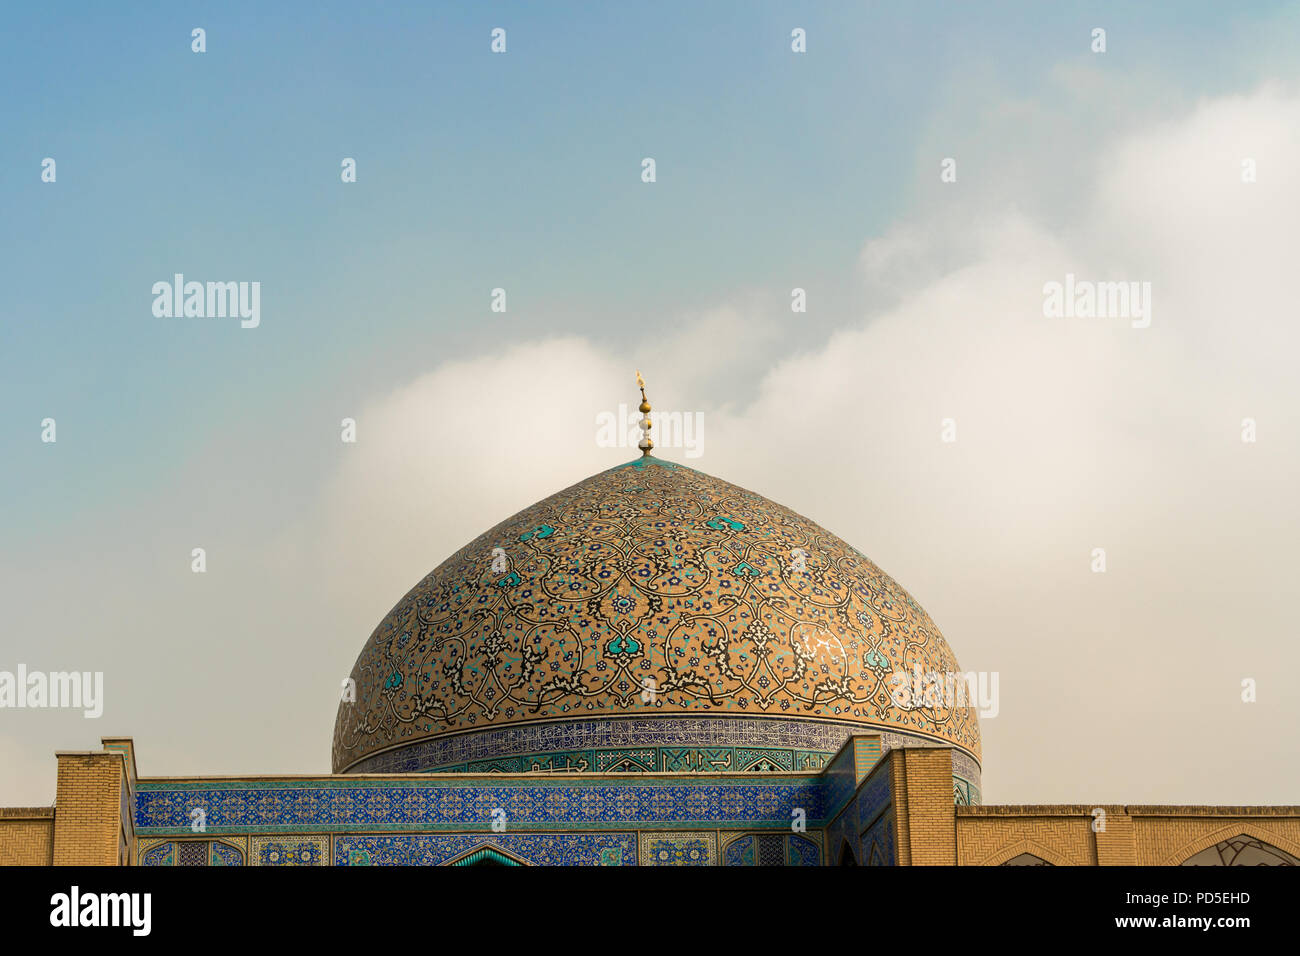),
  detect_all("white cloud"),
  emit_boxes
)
[3,87,1297,806]
[297,85,1299,803]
